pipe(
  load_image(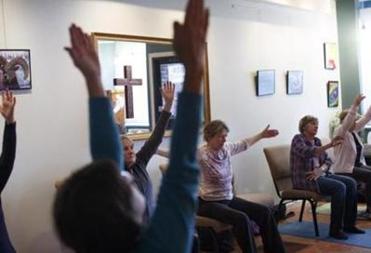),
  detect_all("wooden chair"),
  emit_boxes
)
[264,145,322,236]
